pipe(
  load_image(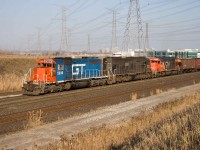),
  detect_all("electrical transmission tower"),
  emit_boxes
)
[26,35,31,52]
[145,23,149,51]
[87,34,90,53]
[122,0,145,55]
[111,10,117,53]
[59,7,68,54]
[68,28,71,52]
[49,35,52,53]
[37,28,42,52]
